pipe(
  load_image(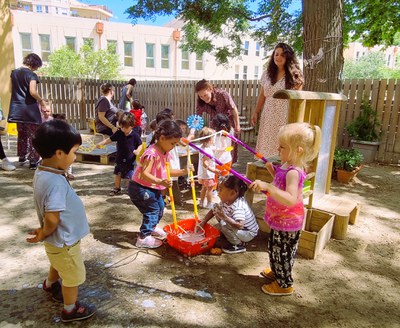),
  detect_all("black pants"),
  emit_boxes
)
[0,137,6,160]
[268,229,301,288]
